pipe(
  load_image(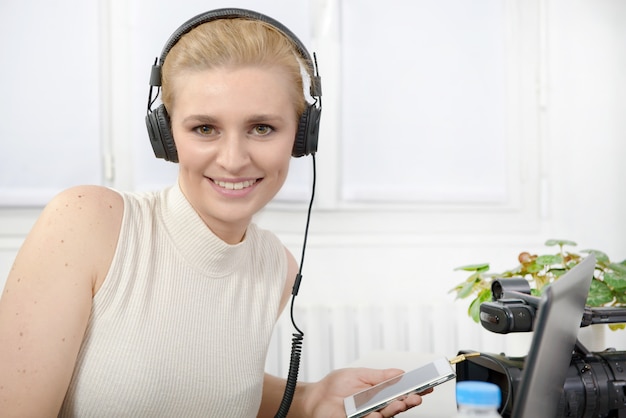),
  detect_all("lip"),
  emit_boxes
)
[207,176,260,197]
